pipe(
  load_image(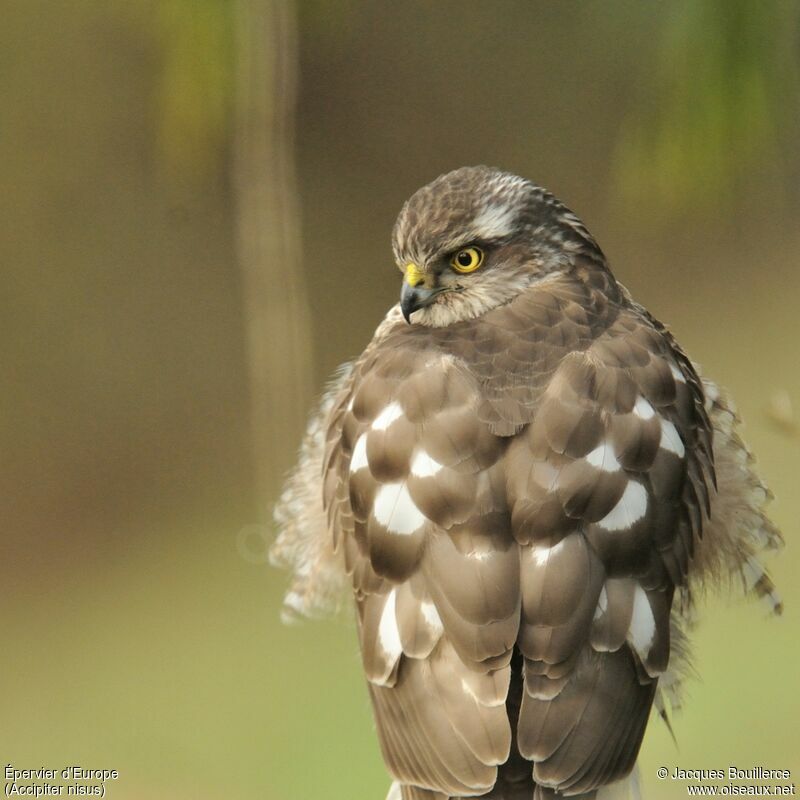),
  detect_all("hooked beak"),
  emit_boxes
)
[400,281,444,323]
[400,262,449,323]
